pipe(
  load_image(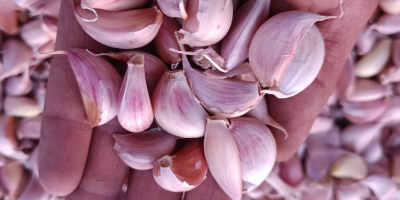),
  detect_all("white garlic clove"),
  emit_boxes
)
[4,66,33,96]
[82,0,149,11]
[360,175,397,200]
[379,0,400,15]
[1,39,33,80]
[114,128,177,170]
[154,16,181,65]
[329,153,368,180]
[0,0,18,35]
[342,97,388,124]
[249,11,329,98]
[346,79,388,102]
[178,0,233,46]
[341,123,383,153]
[17,116,42,140]
[156,0,188,19]
[4,96,42,118]
[152,71,208,138]
[370,14,400,35]
[355,39,392,78]
[73,1,163,49]
[117,55,154,133]
[153,139,207,192]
